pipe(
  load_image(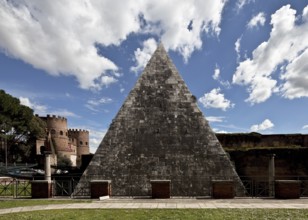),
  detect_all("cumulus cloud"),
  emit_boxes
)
[250,119,274,132]
[302,125,308,130]
[280,49,308,99]
[131,38,157,73]
[233,5,308,104]
[0,0,227,89]
[0,1,120,90]
[198,88,234,111]
[247,12,266,28]
[140,1,226,62]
